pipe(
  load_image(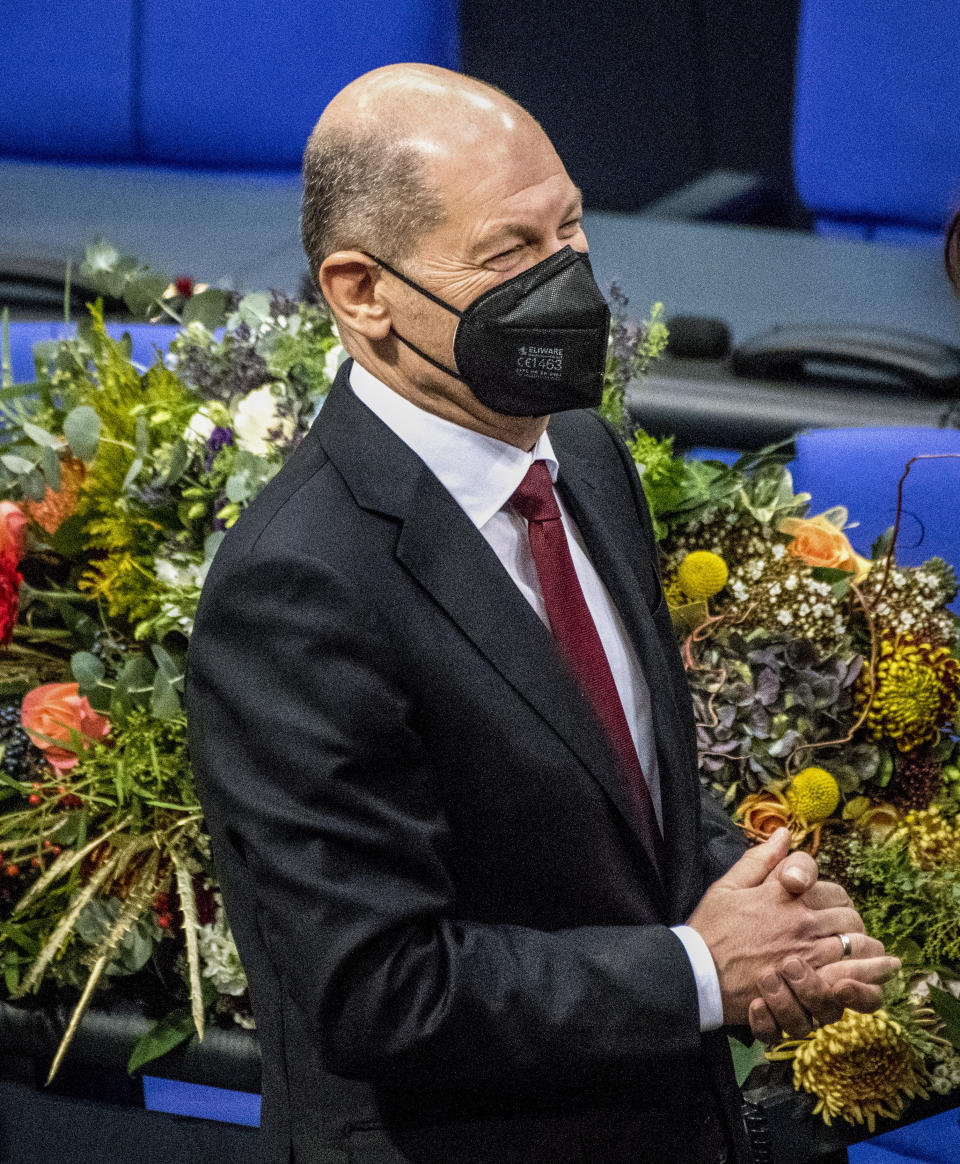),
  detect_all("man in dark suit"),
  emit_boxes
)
[186,65,897,1163]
